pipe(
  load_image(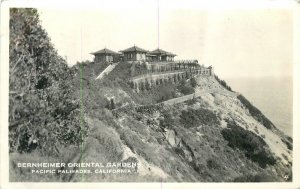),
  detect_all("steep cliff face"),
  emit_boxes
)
[67,75,292,182]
